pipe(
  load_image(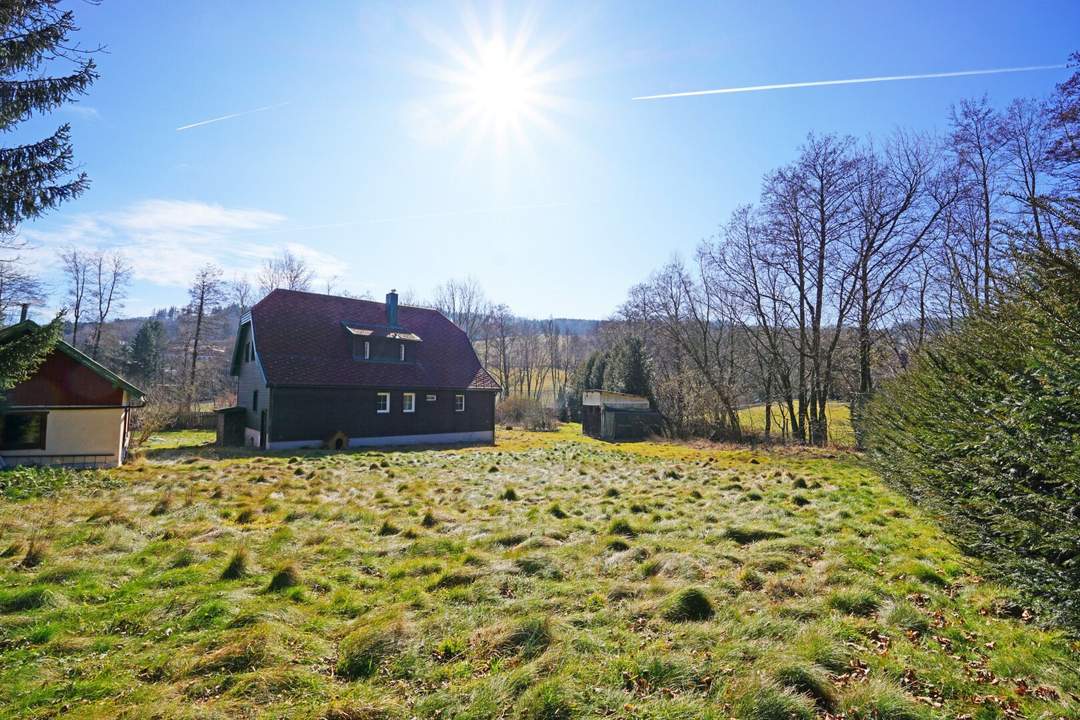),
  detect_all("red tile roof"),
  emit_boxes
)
[248,289,500,391]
